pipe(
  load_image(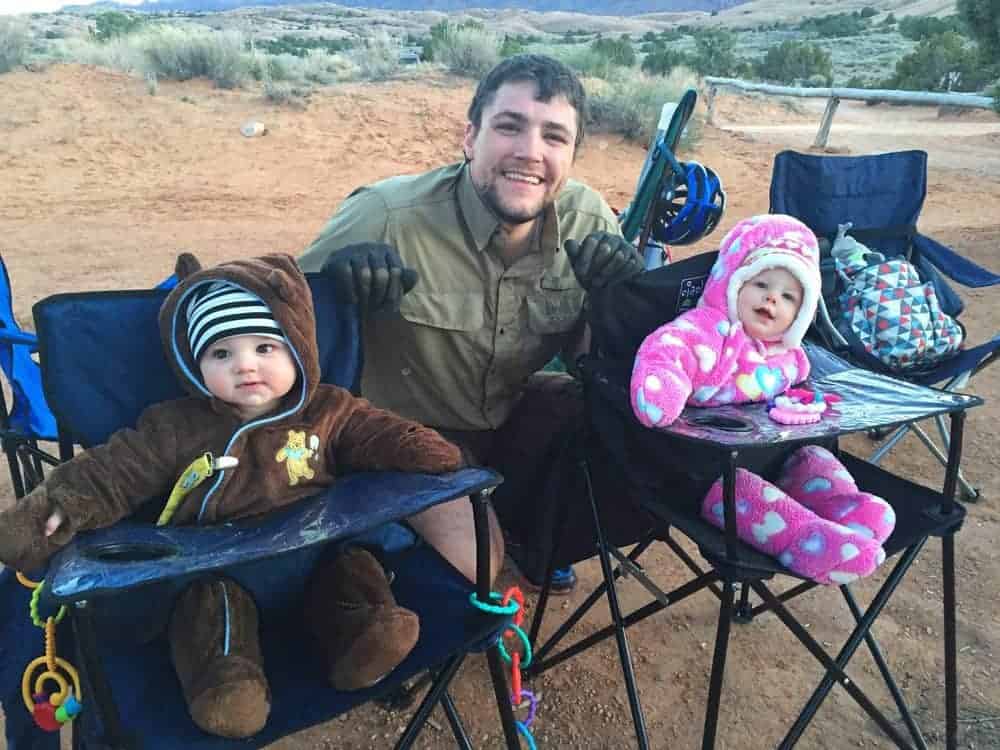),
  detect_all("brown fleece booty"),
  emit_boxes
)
[304,547,420,691]
[168,577,271,738]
